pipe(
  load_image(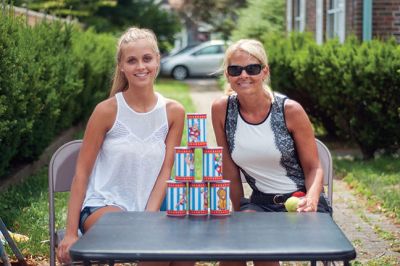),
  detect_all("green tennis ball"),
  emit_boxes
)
[285,196,300,212]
